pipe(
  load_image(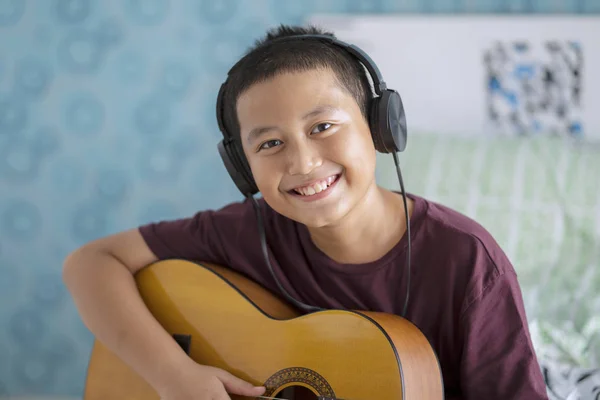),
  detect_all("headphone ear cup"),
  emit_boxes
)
[217,140,258,196]
[369,97,386,153]
[232,142,259,193]
[371,90,408,153]
[387,90,407,152]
